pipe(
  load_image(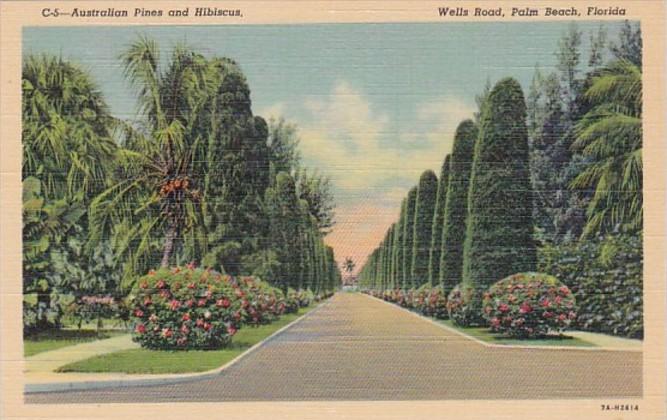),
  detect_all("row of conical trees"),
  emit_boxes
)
[359,78,536,295]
